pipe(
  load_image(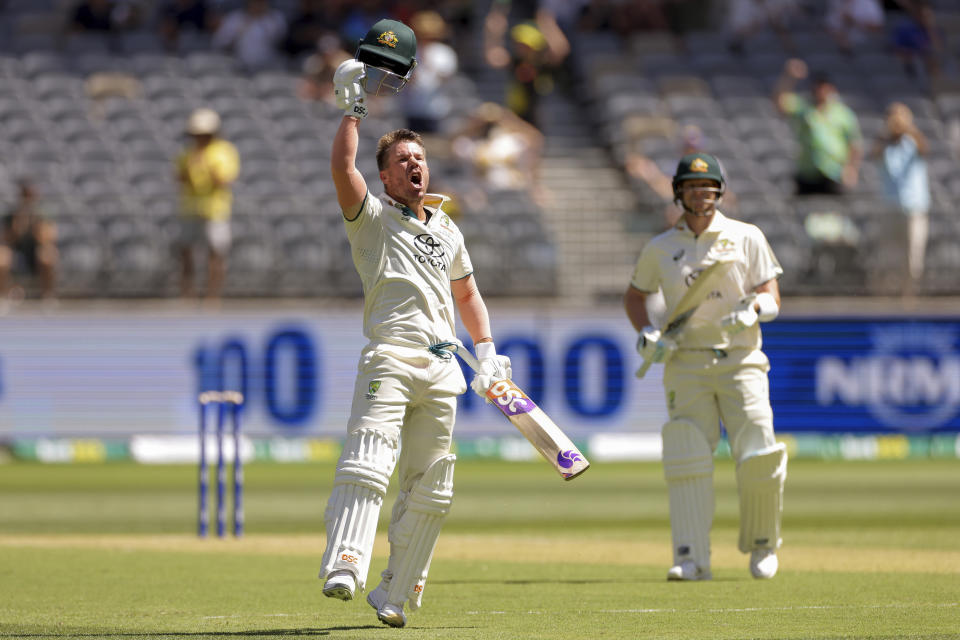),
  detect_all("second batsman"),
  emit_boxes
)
[623,153,787,581]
